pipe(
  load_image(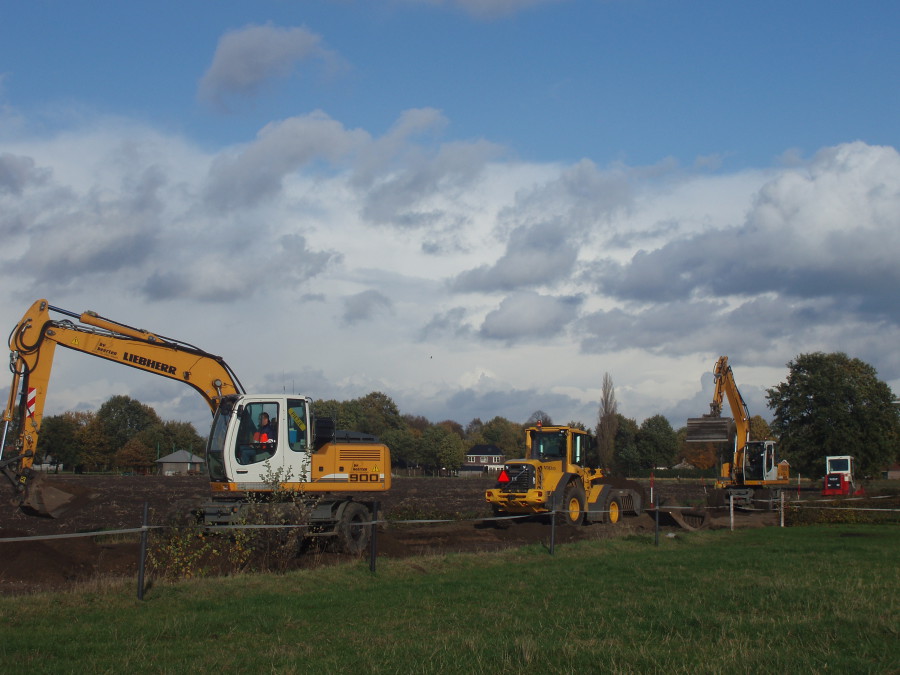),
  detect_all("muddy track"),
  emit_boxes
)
[0,475,773,594]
